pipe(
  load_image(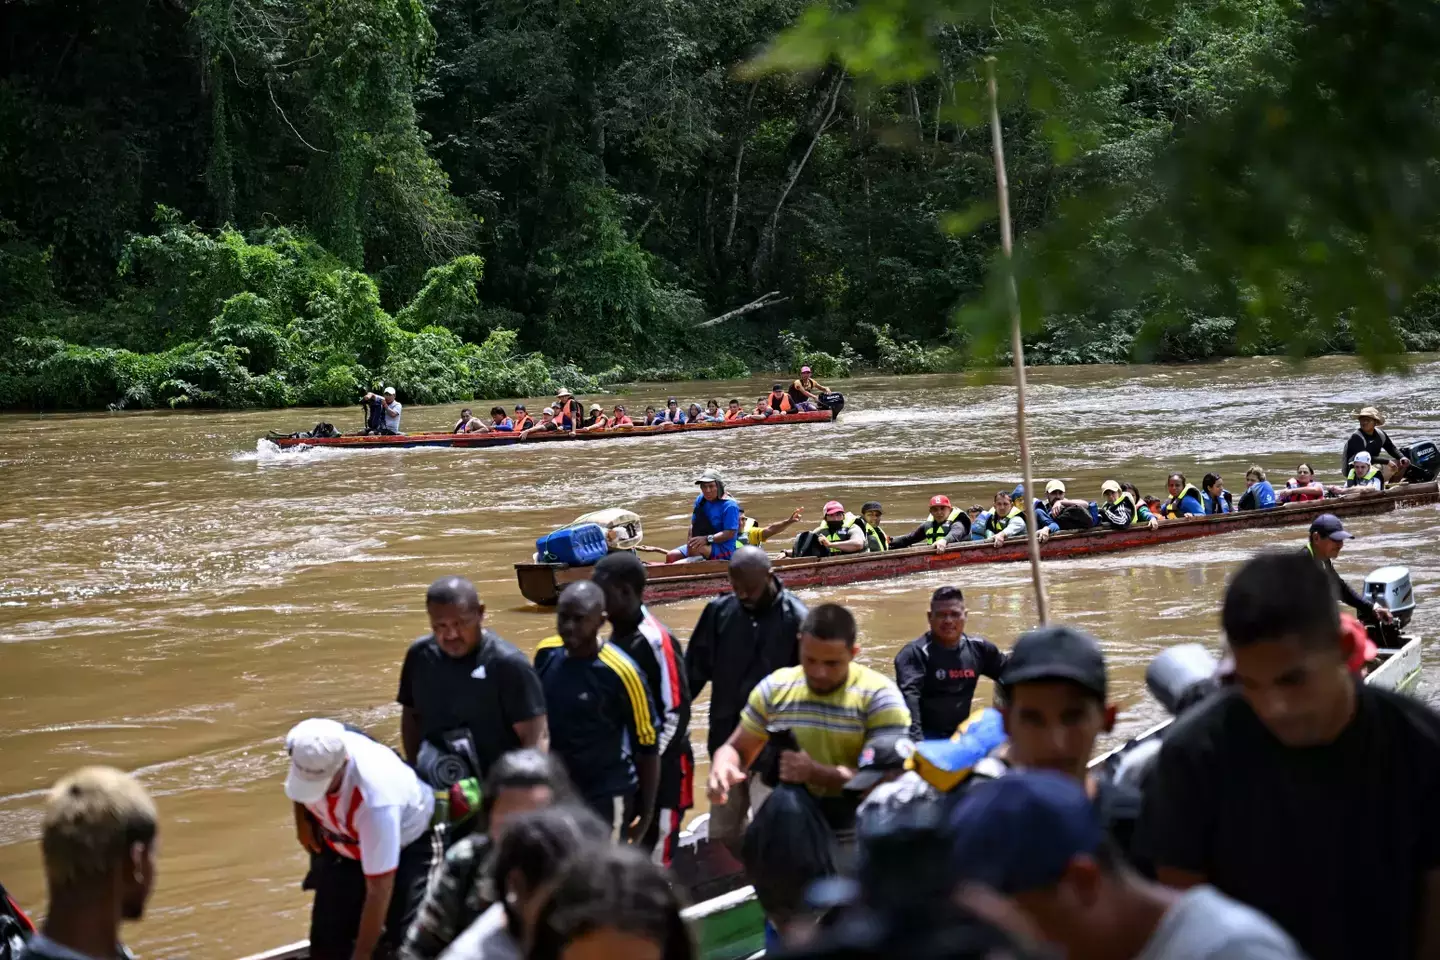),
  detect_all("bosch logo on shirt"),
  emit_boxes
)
[936,668,977,680]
